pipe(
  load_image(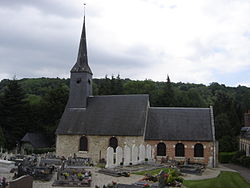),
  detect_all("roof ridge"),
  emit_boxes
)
[149,107,210,110]
[91,94,149,98]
